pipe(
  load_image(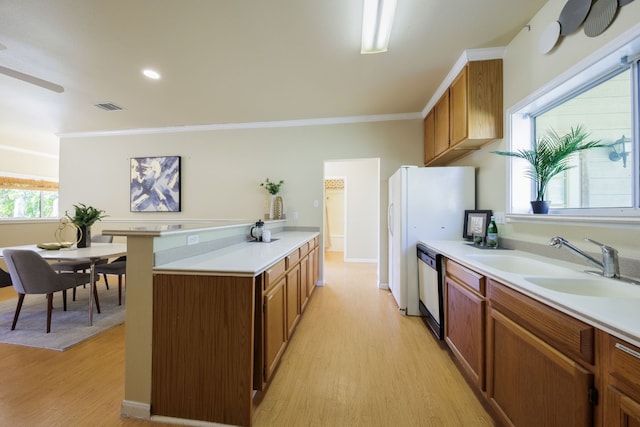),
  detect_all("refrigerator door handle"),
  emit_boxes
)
[388,203,394,236]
